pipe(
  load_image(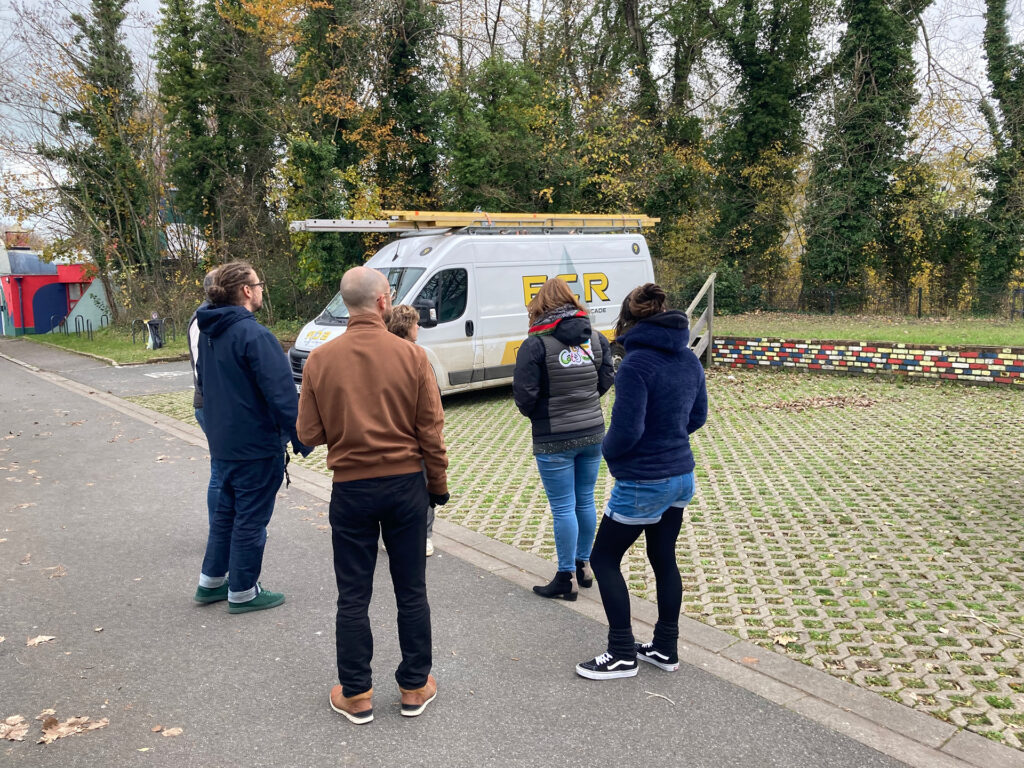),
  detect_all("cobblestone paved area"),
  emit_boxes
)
[131,369,1024,749]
